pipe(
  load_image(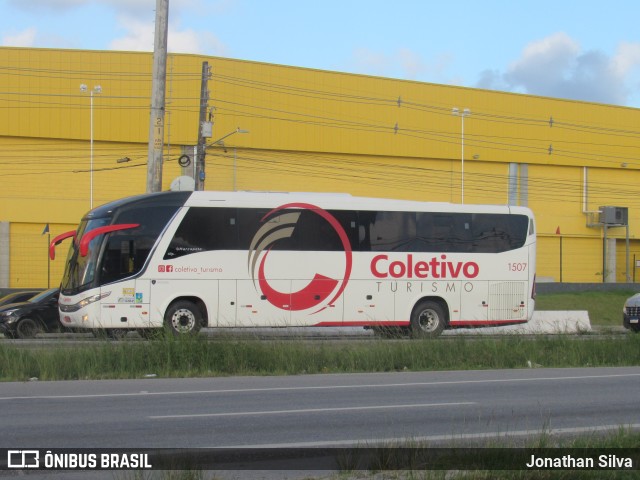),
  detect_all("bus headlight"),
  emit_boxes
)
[60,292,111,312]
